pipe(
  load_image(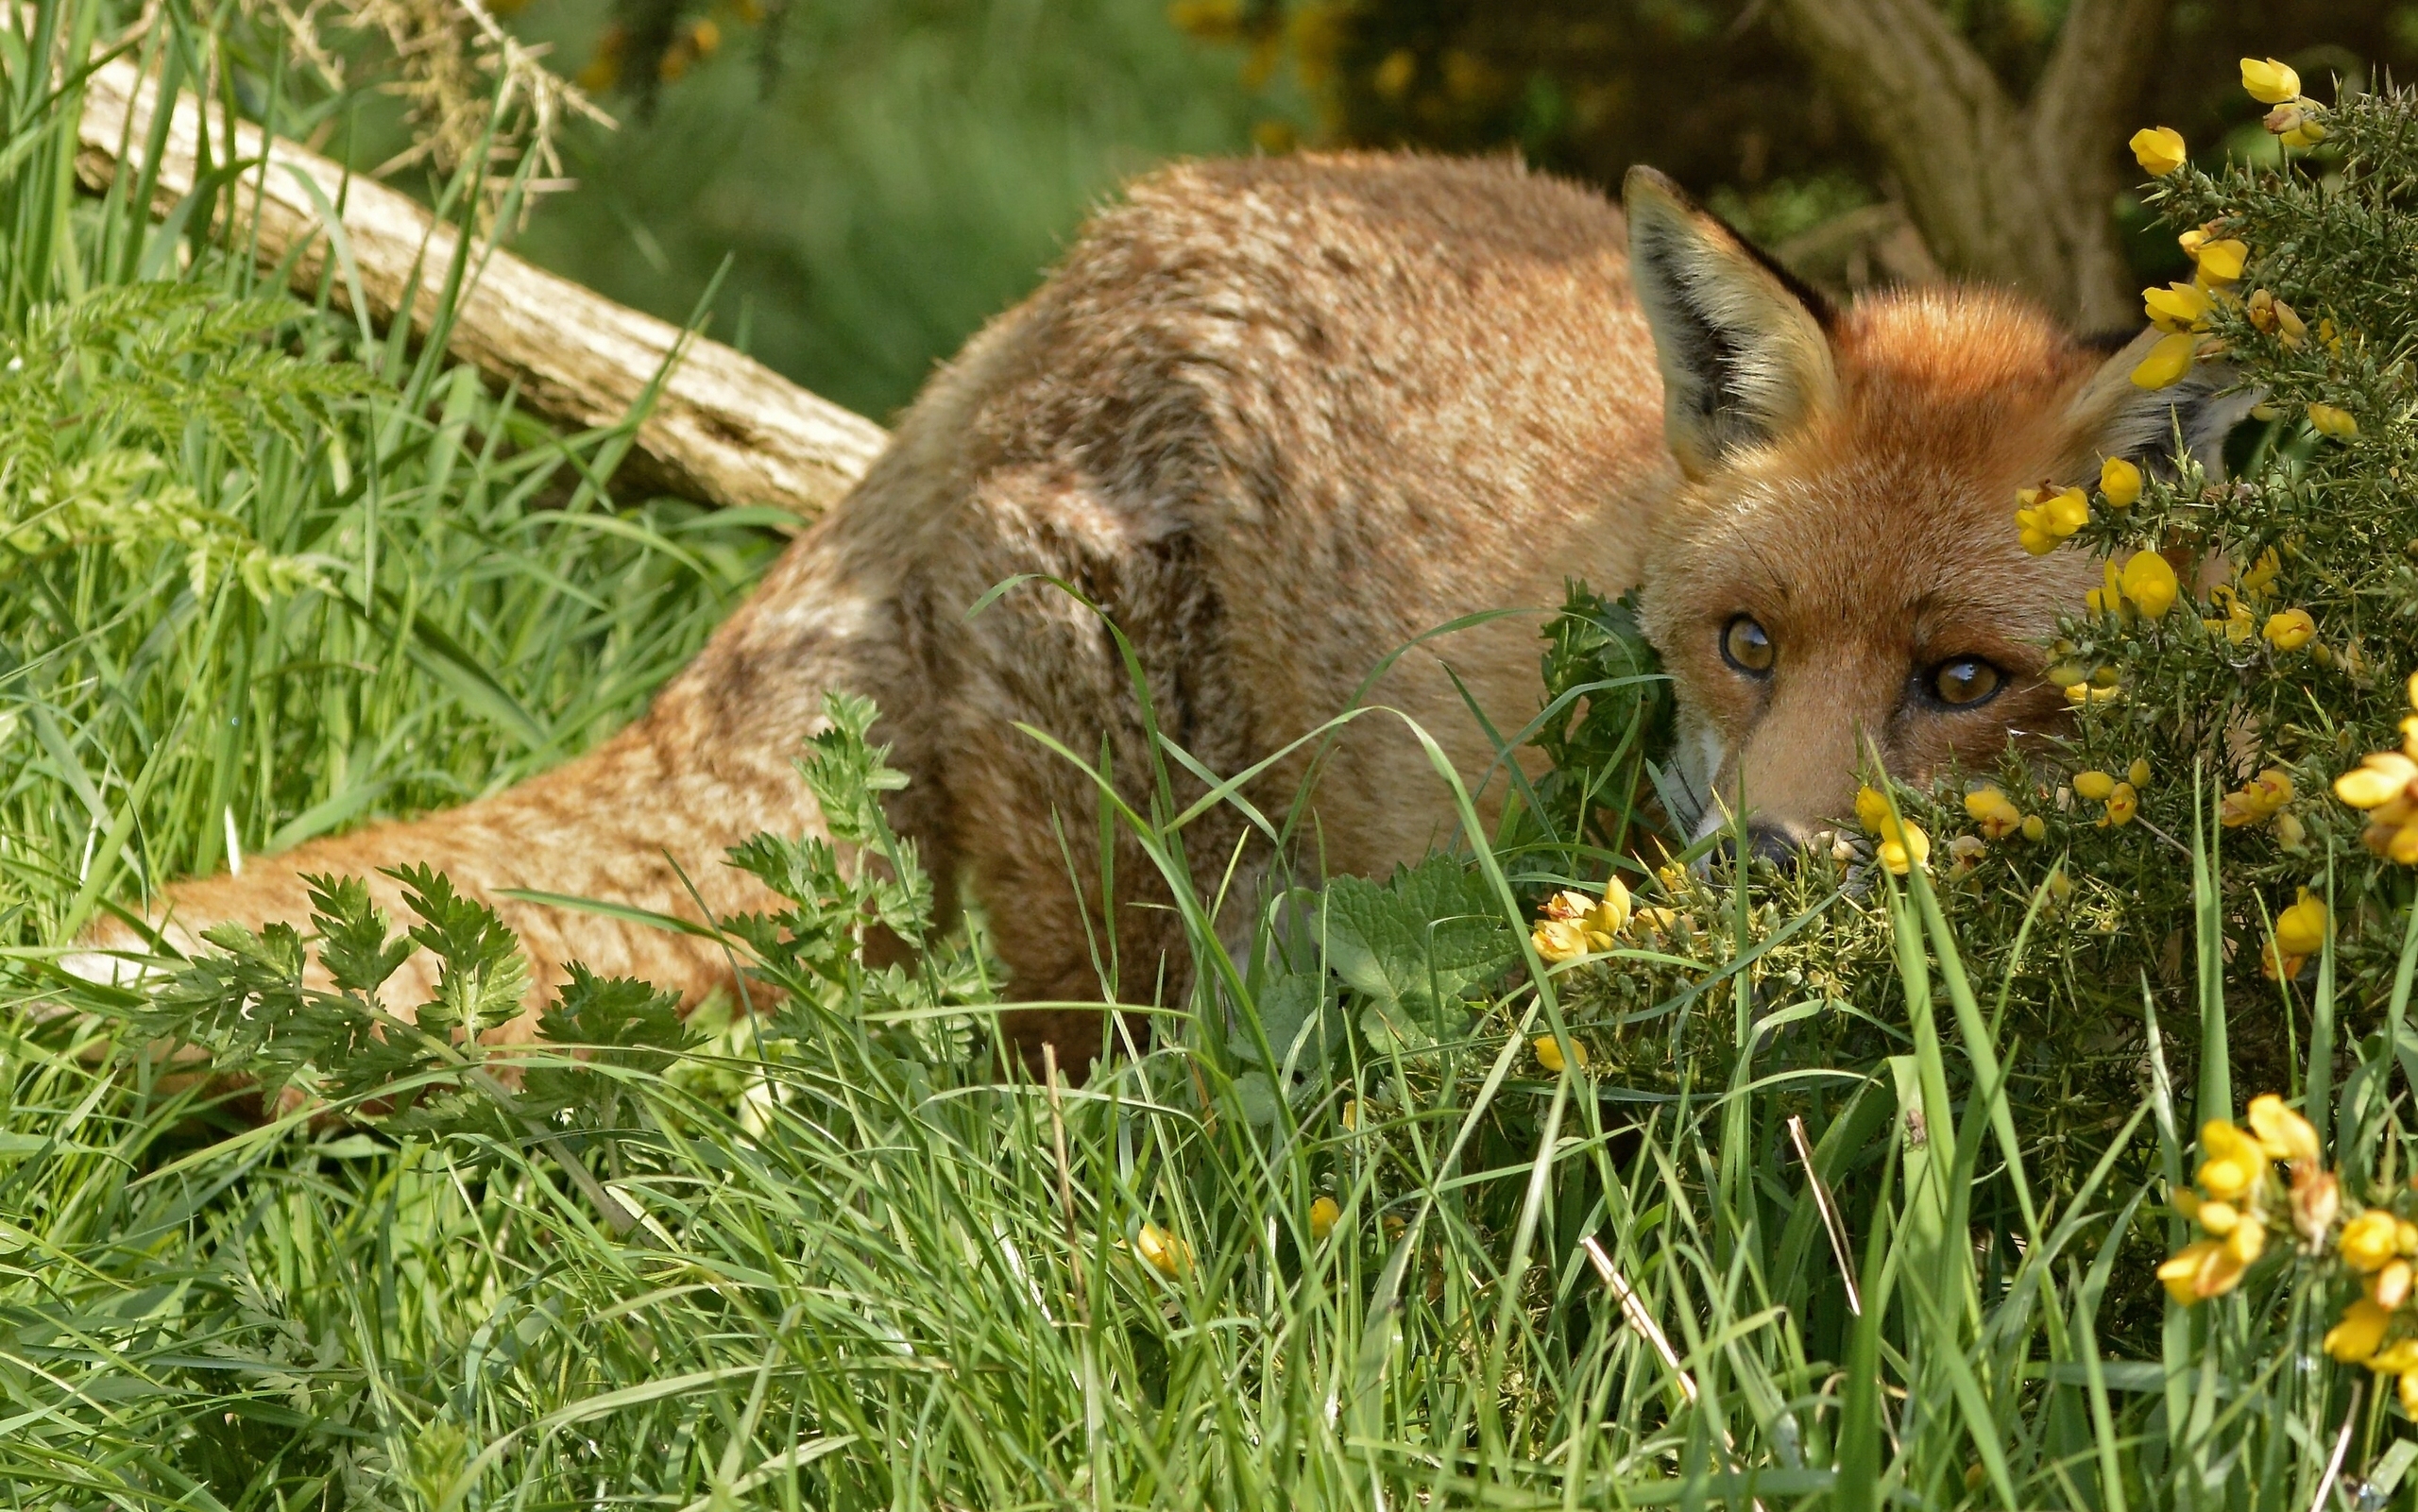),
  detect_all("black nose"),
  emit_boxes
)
[1714,821,1804,875]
